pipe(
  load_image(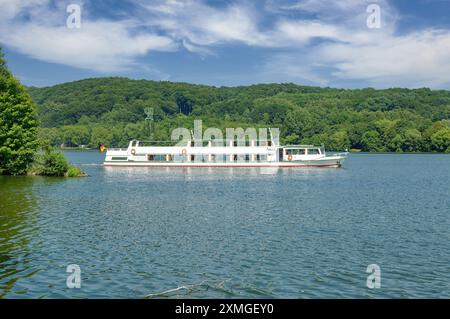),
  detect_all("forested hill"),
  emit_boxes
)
[27,77,450,152]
